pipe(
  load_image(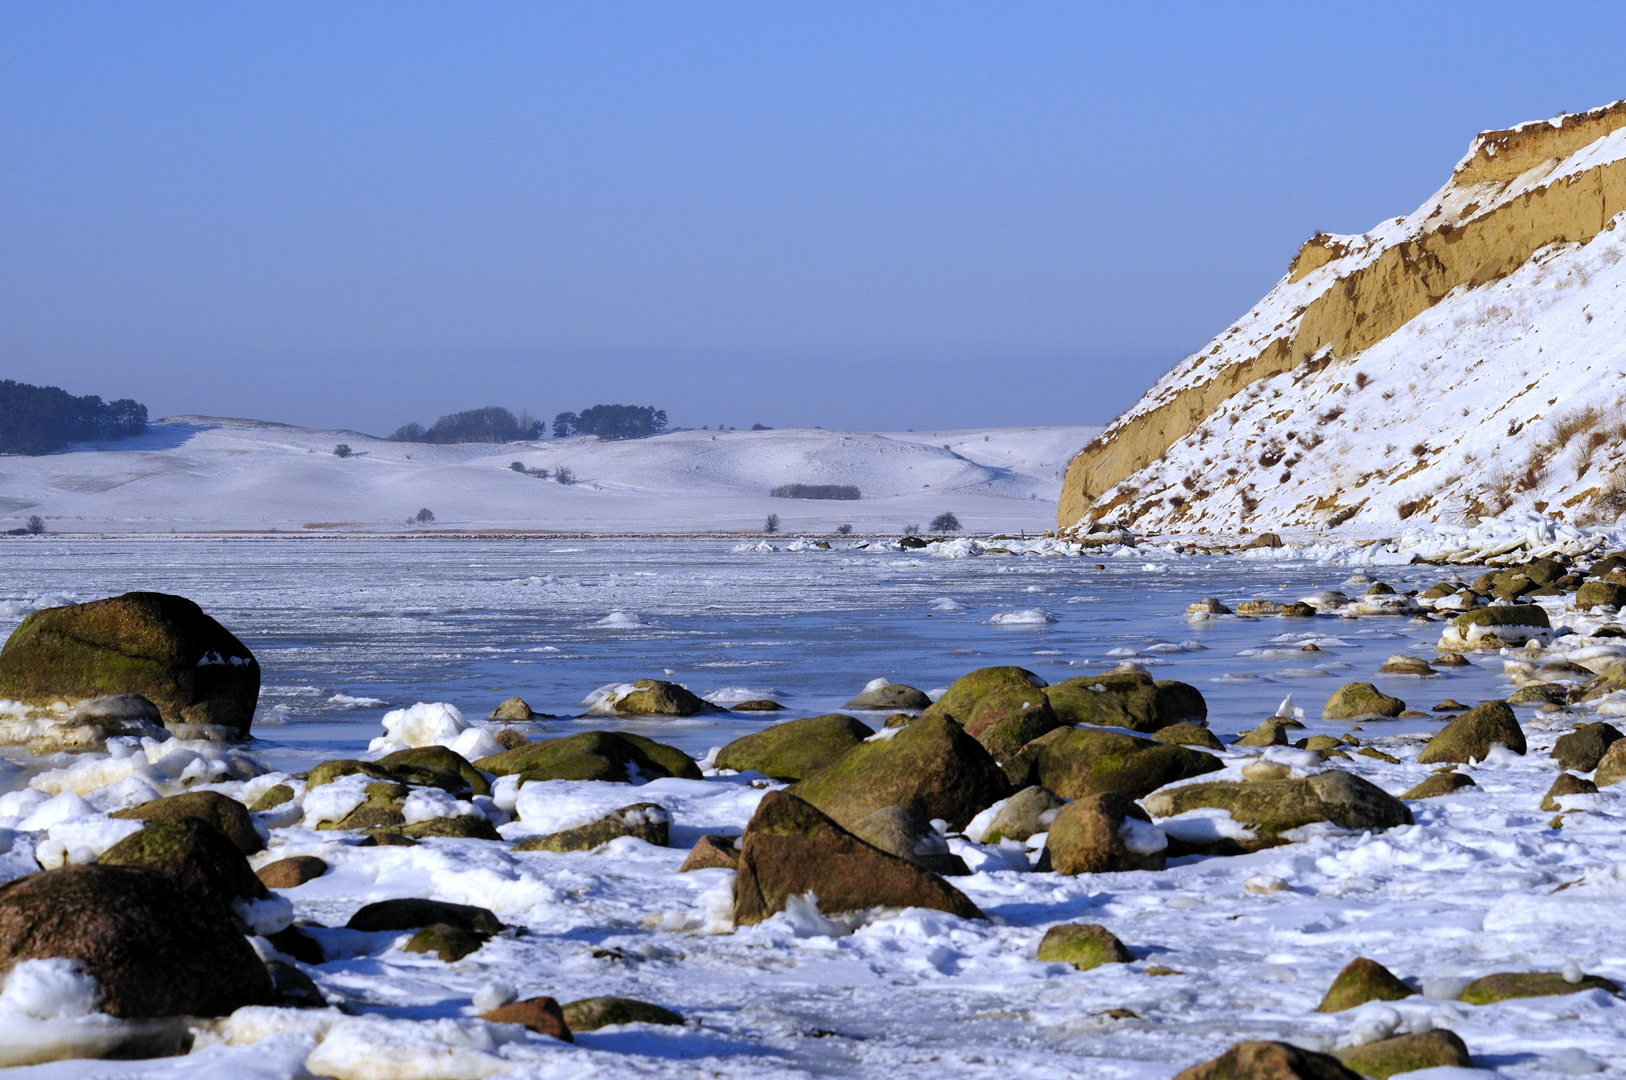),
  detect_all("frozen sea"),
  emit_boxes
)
[2,537,1625,1080]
